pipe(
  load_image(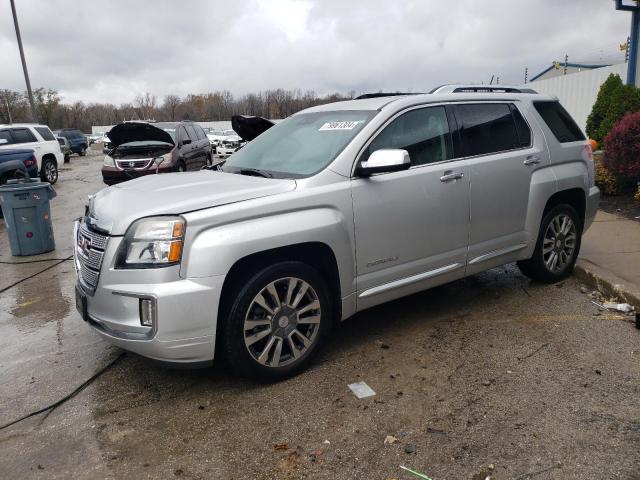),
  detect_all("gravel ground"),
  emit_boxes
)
[0,152,639,480]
